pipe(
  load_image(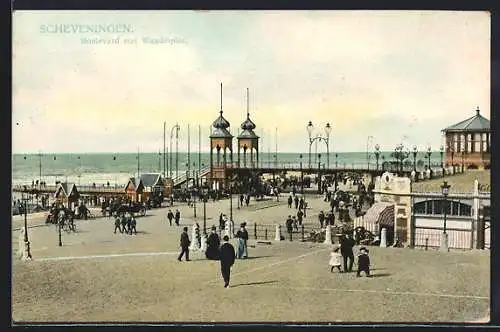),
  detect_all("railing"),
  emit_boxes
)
[214,161,445,173]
